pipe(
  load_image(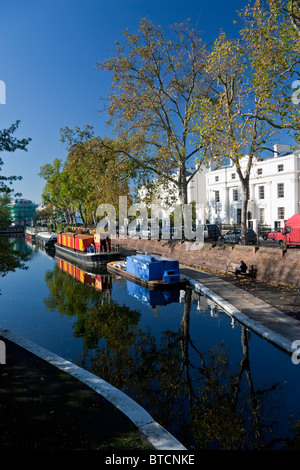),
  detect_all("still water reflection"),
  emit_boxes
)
[1,238,300,450]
